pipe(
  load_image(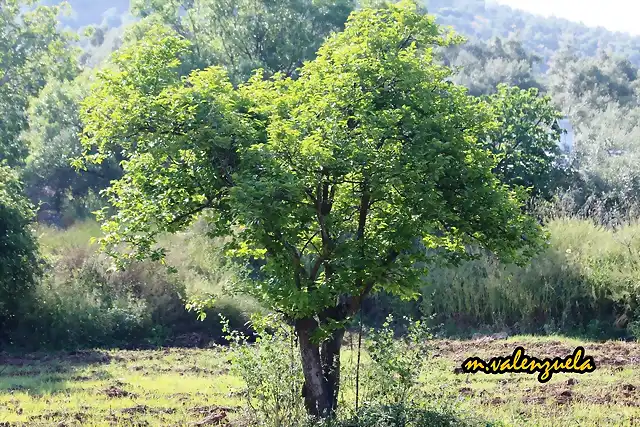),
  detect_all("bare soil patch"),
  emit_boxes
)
[436,338,640,367]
